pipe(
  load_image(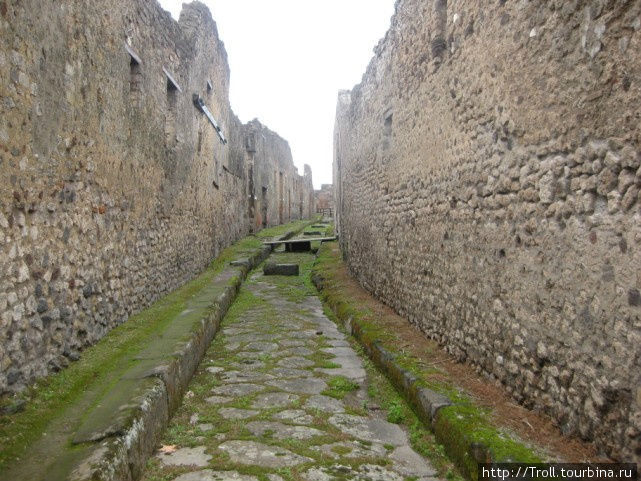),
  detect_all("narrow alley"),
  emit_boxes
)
[141,236,440,481]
